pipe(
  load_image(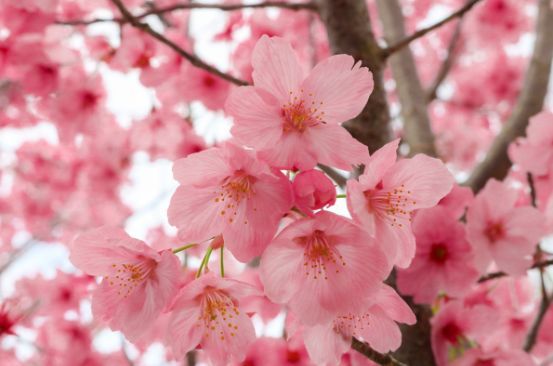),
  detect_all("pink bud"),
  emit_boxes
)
[210,235,224,250]
[292,170,336,216]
